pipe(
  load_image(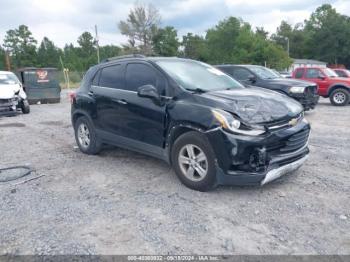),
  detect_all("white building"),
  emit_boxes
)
[290,59,327,71]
